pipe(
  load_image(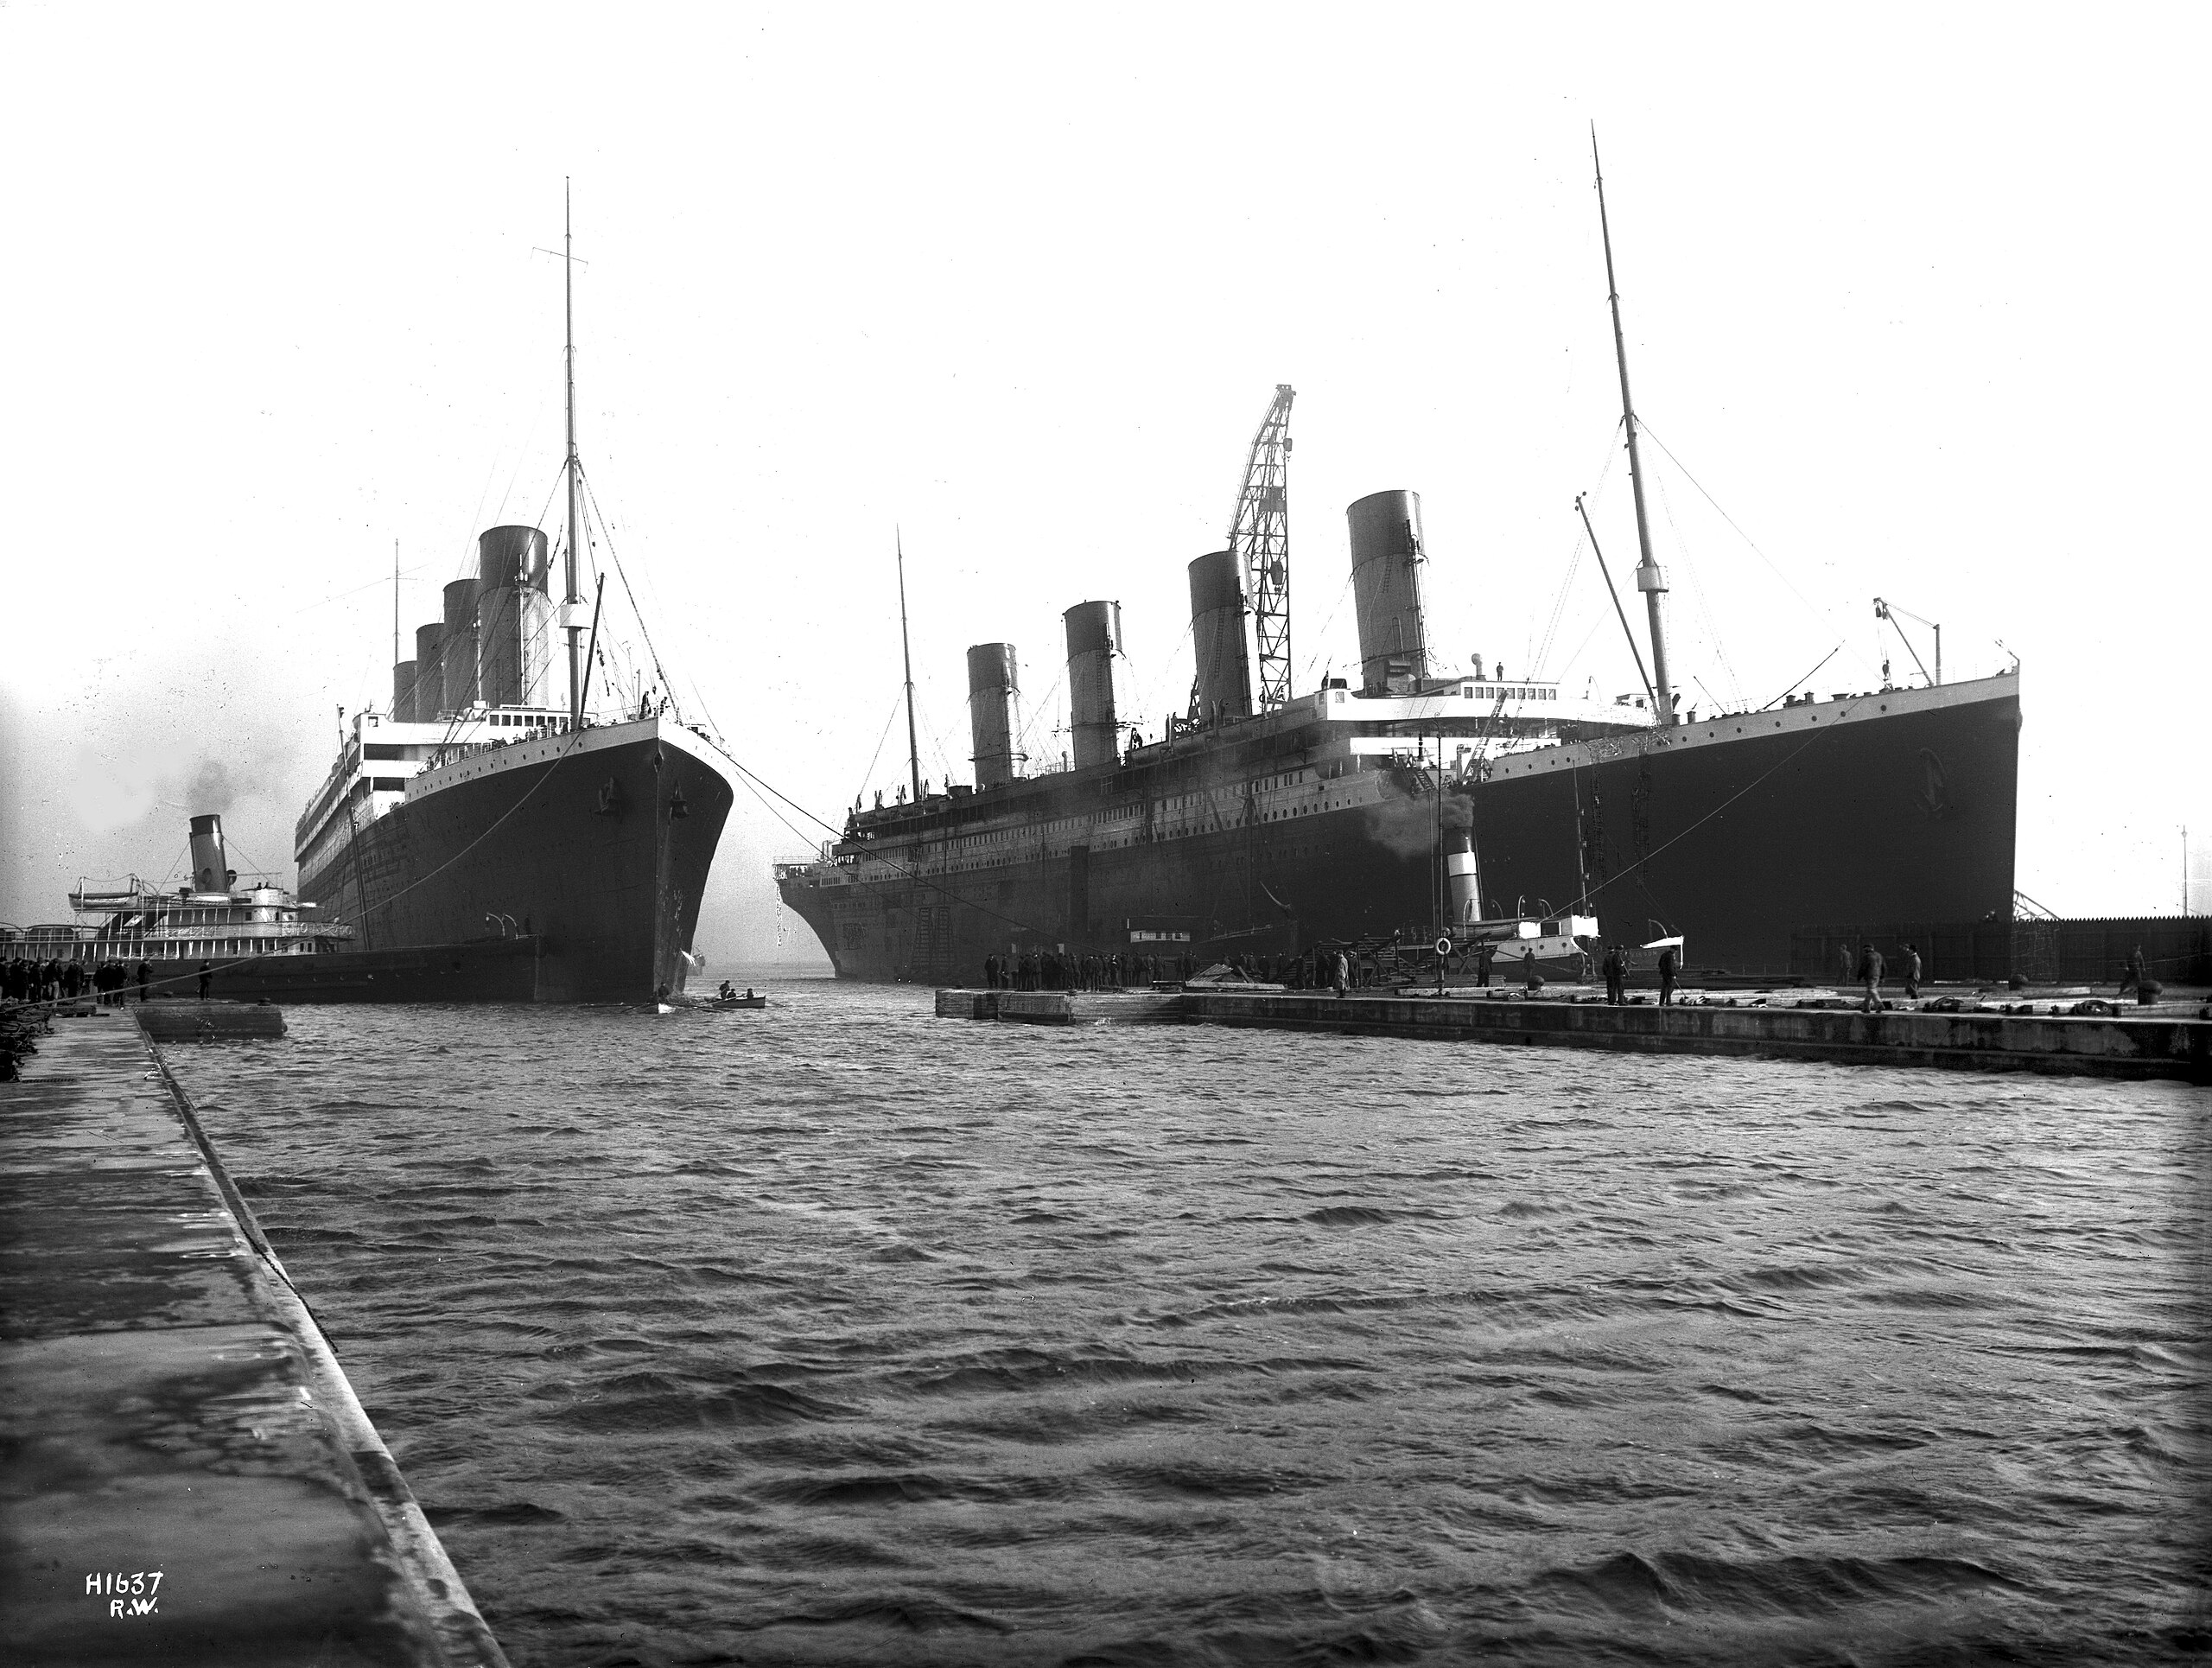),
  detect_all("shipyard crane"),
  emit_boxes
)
[1229,385,1296,711]
[1873,597,1942,687]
